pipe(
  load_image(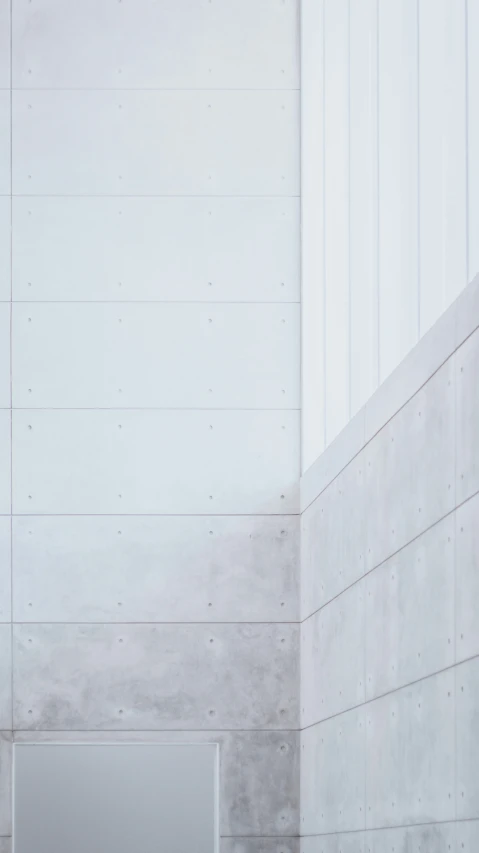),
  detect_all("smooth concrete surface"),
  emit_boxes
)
[367,822,456,852]
[0,198,9,302]
[13,90,299,197]
[12,515,298,623]
[0,518,10,623]
[301,455,367,618]
[12,409,299,515]
[366,670,455,828]
[456,657,479,821]
[12,0,299,89]
[13,303,300,409]
[300,276,479,845]
[300,708,366,835]
[0,412,10,516]
[13,729,299,837]
[301,582,365,726]
[12,197,300,303]
[0,305,9,409]
[365,515,455,699]
[0,92,8,195]
[13,623,298,730]
[456,493,479,661]
[363,358,455,572]
[456,328,479,504]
